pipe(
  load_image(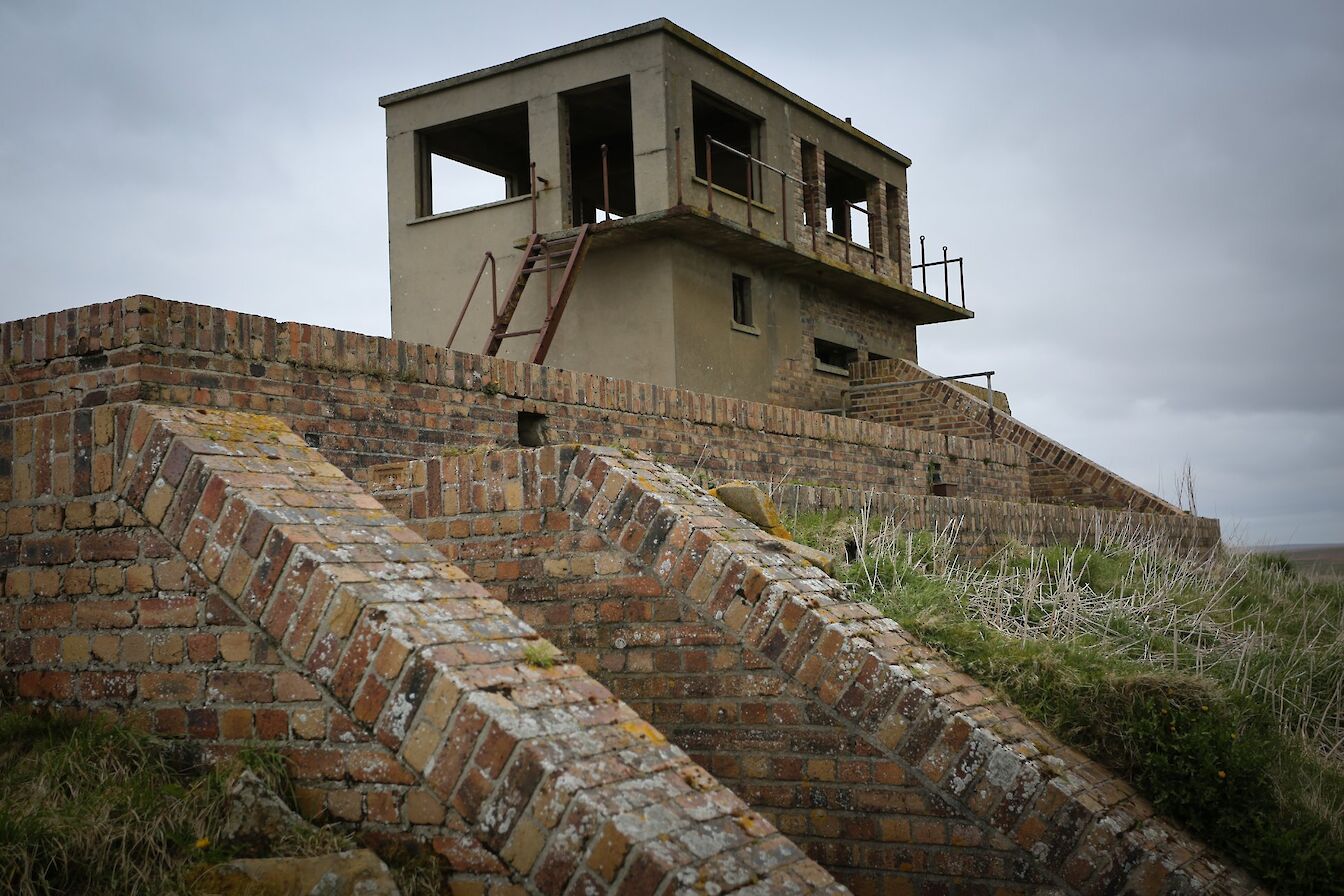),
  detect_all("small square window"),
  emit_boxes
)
[731,274,753,327]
